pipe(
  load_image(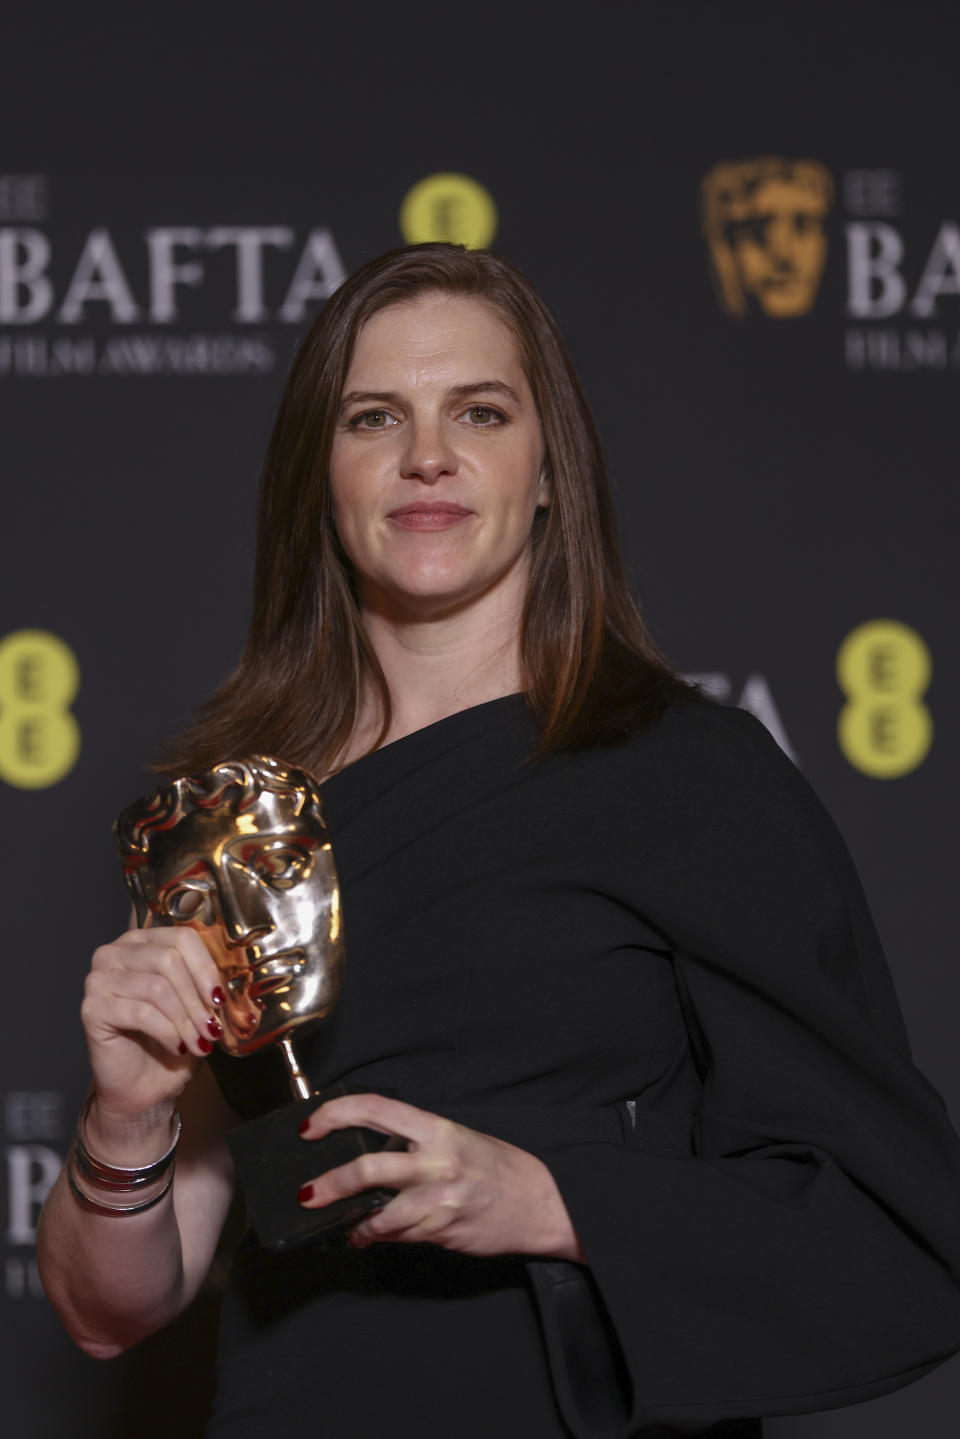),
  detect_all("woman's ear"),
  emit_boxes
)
[536,462,552,509]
